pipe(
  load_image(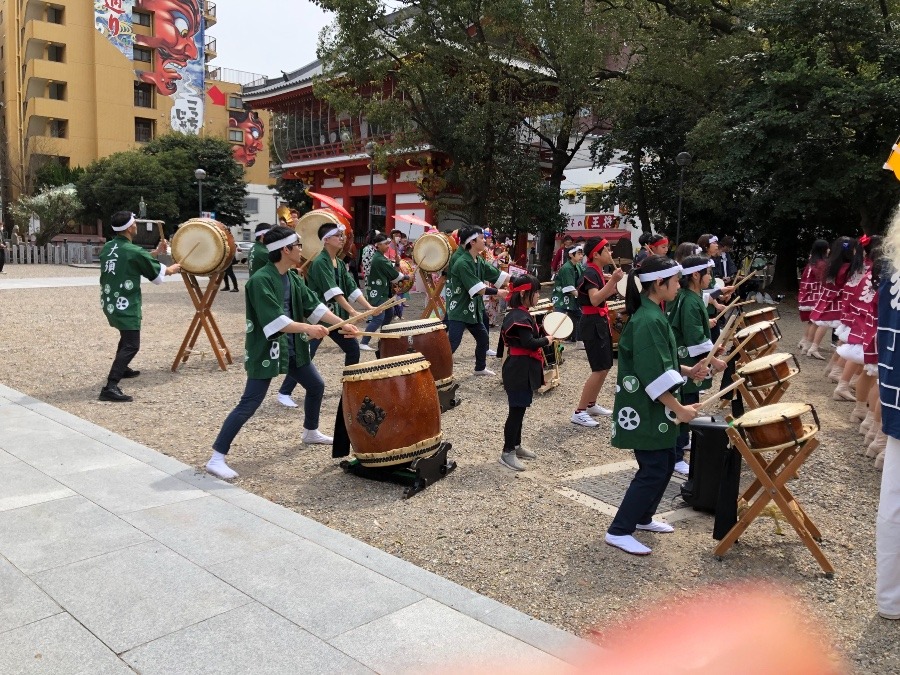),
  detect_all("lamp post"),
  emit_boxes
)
[674,151,692,246]
[194,168,207,216]
[365,141,376,234]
